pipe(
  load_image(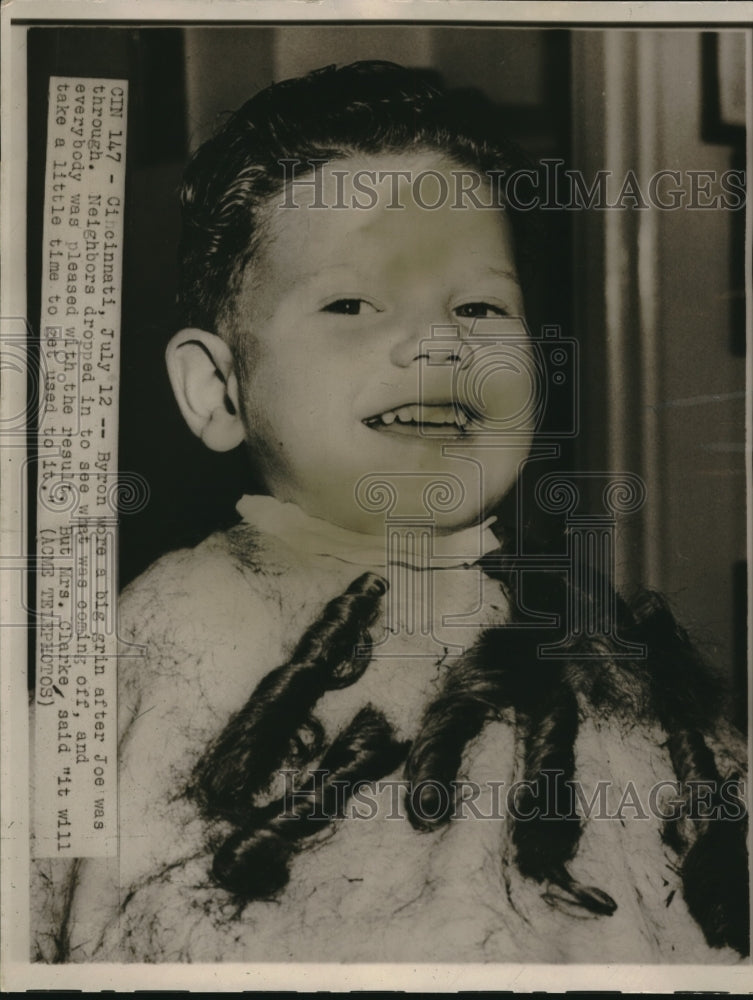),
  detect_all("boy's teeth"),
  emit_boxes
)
[368,404,471,428]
